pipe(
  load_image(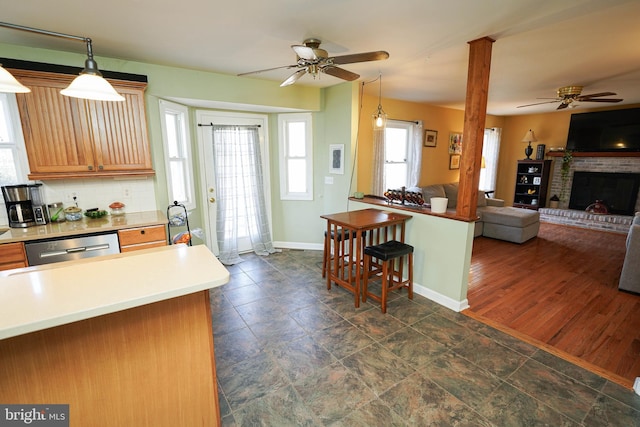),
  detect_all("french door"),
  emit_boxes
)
[196,110,271,255]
